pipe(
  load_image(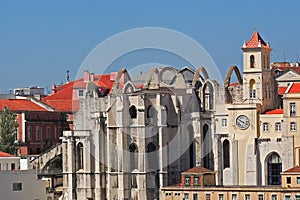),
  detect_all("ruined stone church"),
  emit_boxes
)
[61,32,295,199]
